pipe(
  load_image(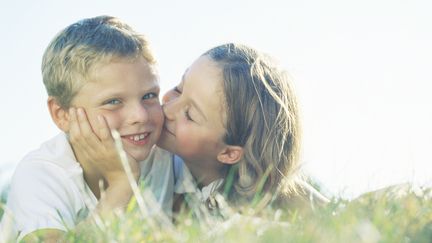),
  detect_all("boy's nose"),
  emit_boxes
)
[128,103,149,124]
